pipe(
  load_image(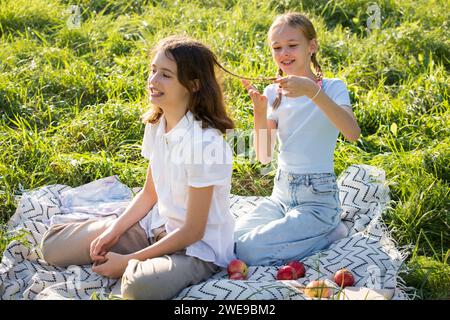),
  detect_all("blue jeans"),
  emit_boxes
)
[234,170,342,266]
